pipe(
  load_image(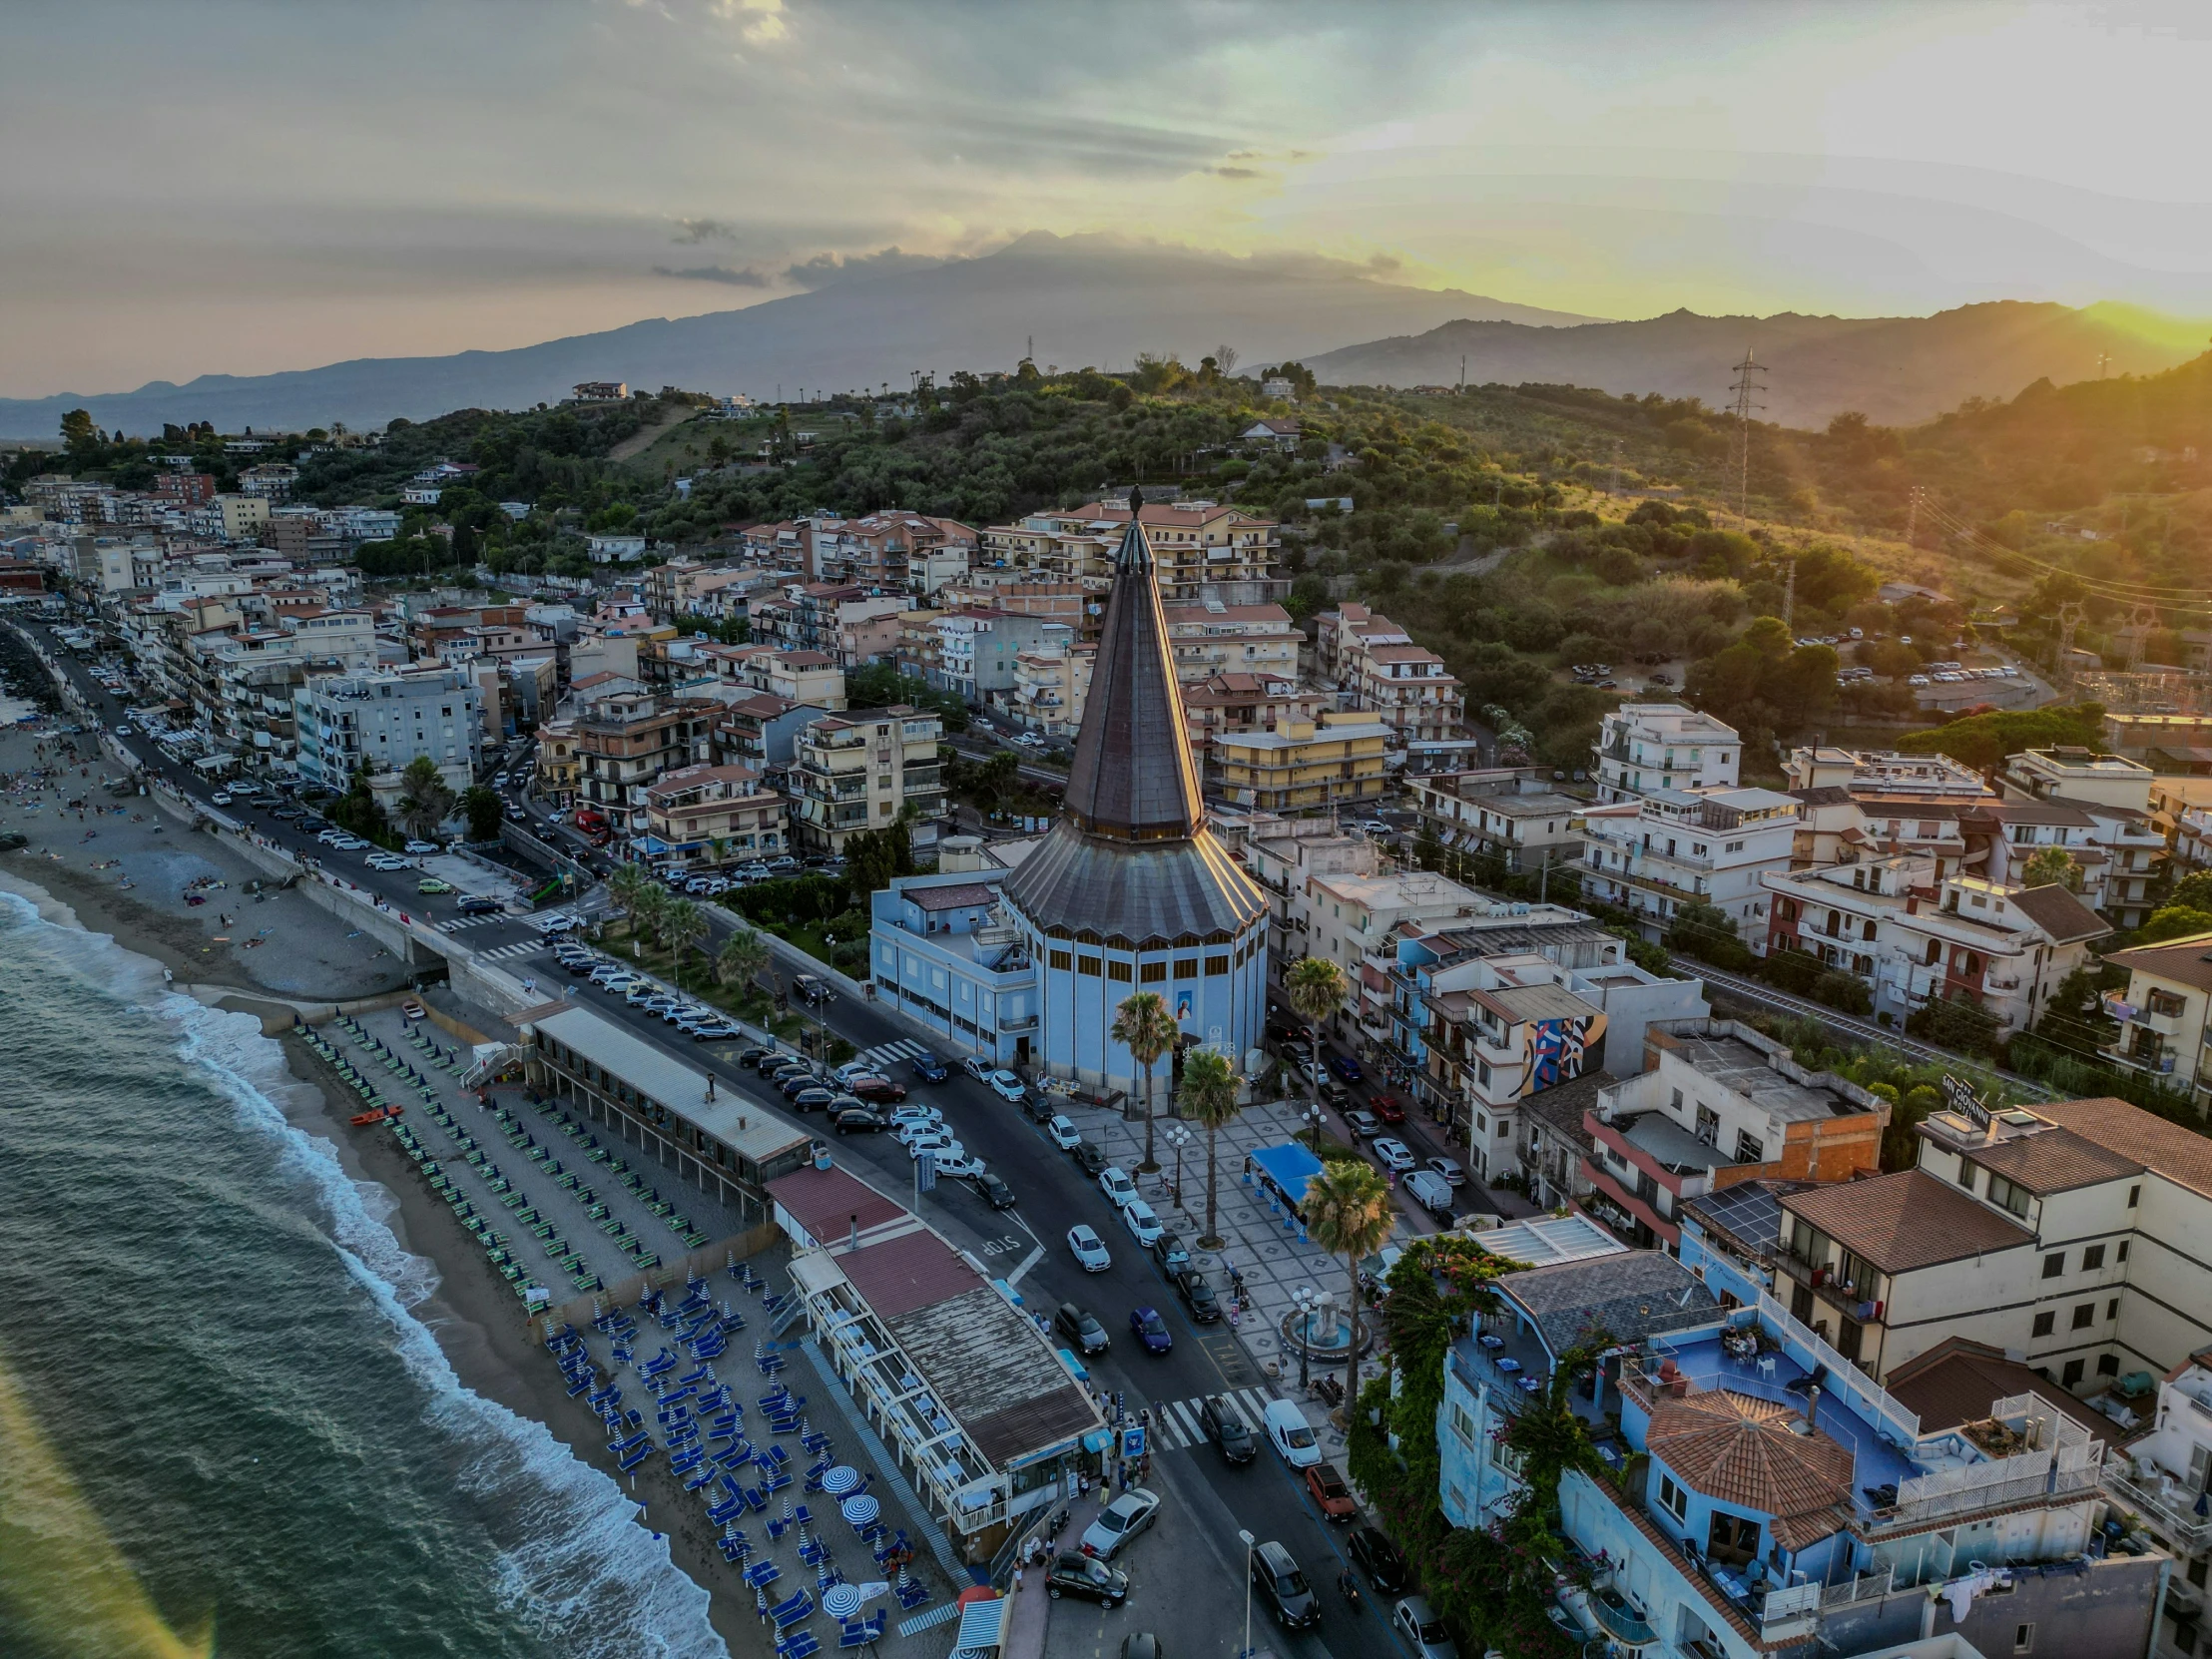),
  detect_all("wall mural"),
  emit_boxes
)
[1527,1011,1602,1092]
